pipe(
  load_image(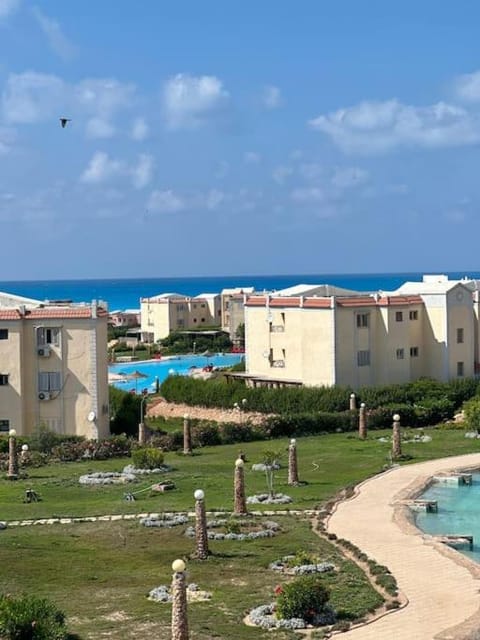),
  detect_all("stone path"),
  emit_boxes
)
[2,509,318,528]
[328,453,480,640]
